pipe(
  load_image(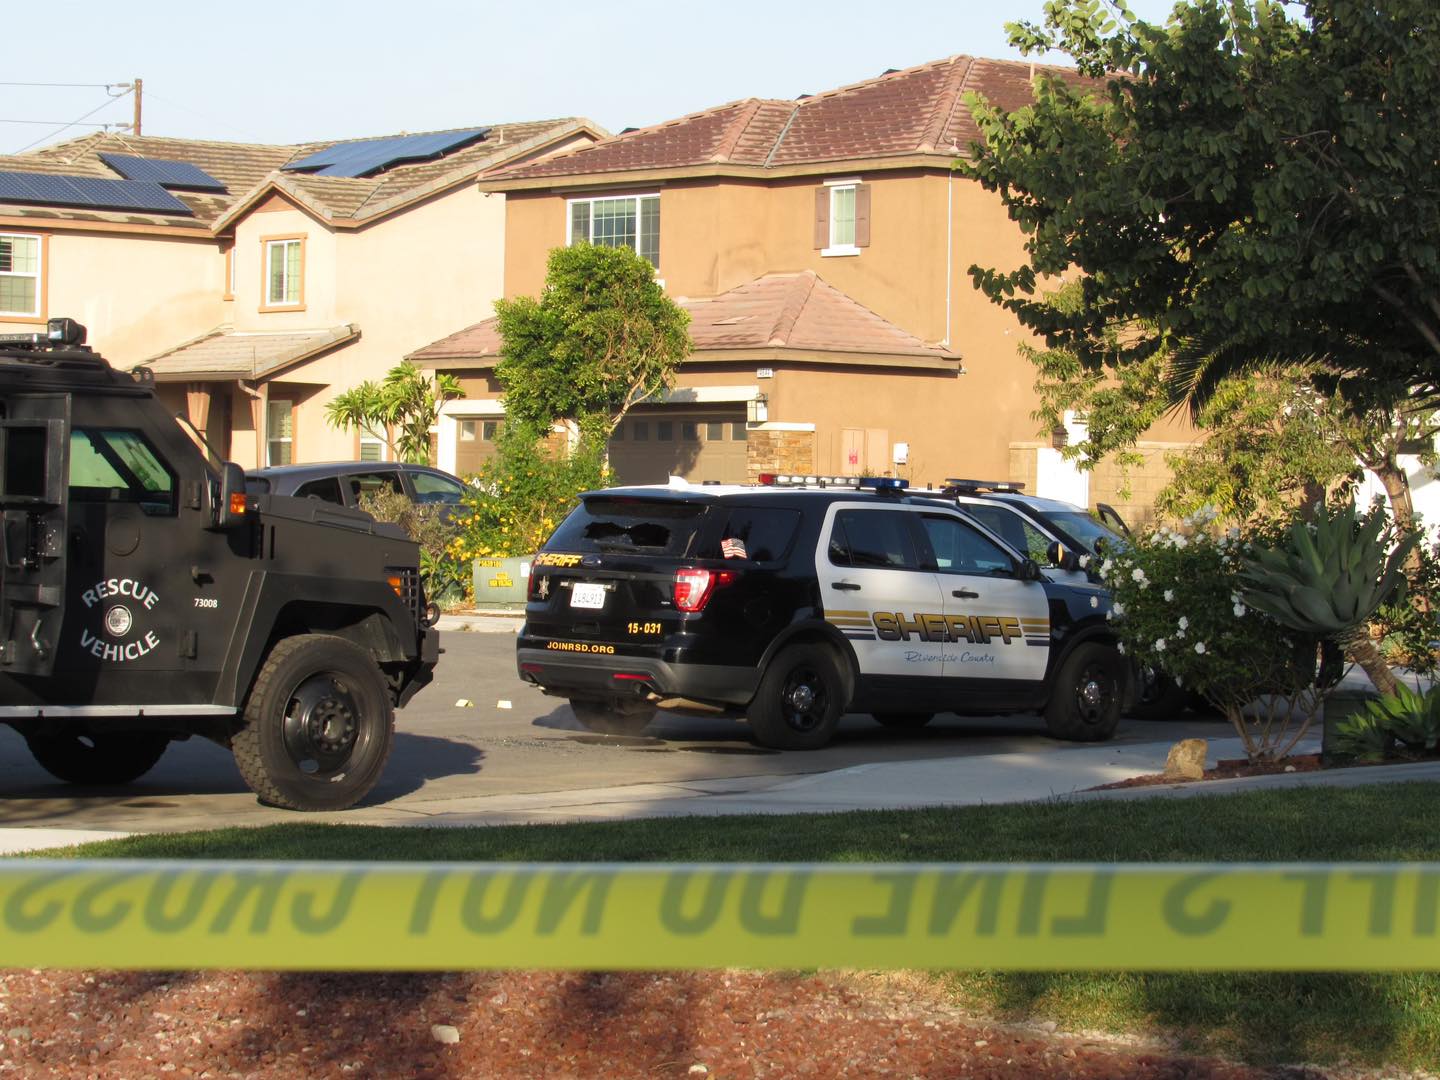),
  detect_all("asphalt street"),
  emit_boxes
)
[0,628,1233,835]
